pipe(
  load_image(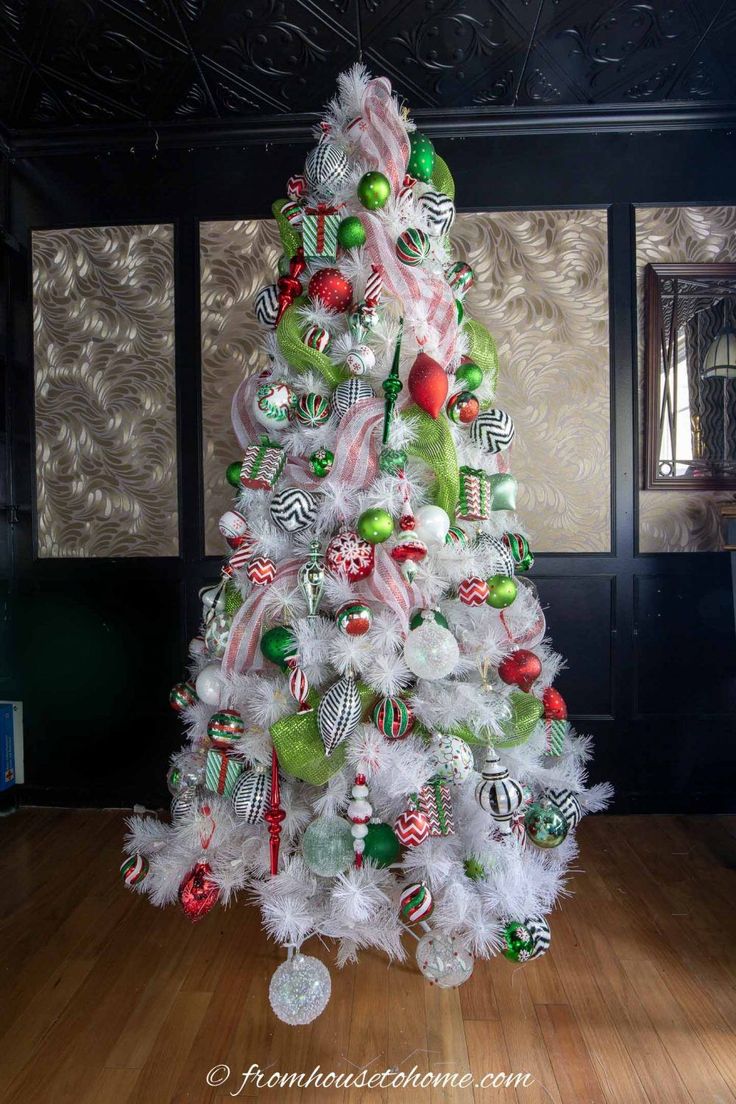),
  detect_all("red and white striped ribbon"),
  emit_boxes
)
[222,557,303,677]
